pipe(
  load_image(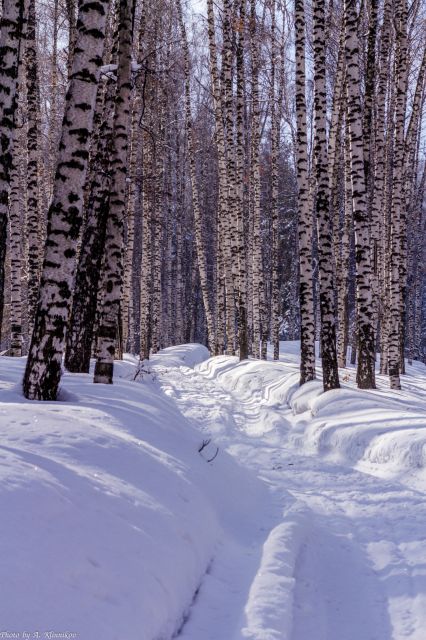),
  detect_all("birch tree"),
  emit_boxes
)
[25,0,41,332]
[0,0,28,343]
[344,0,376,389]
[295,0,316,384]
[388,0,408,389]
[313,0,339,390]
[94,0,134,383]
[23,0,111,399]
